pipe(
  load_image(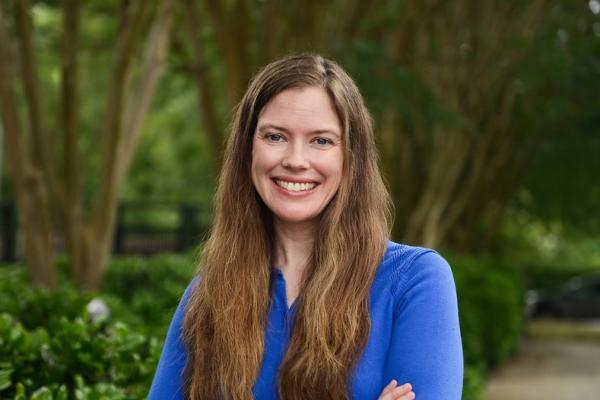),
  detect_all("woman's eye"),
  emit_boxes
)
[266,133,283,142]
[314,137,332,146]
